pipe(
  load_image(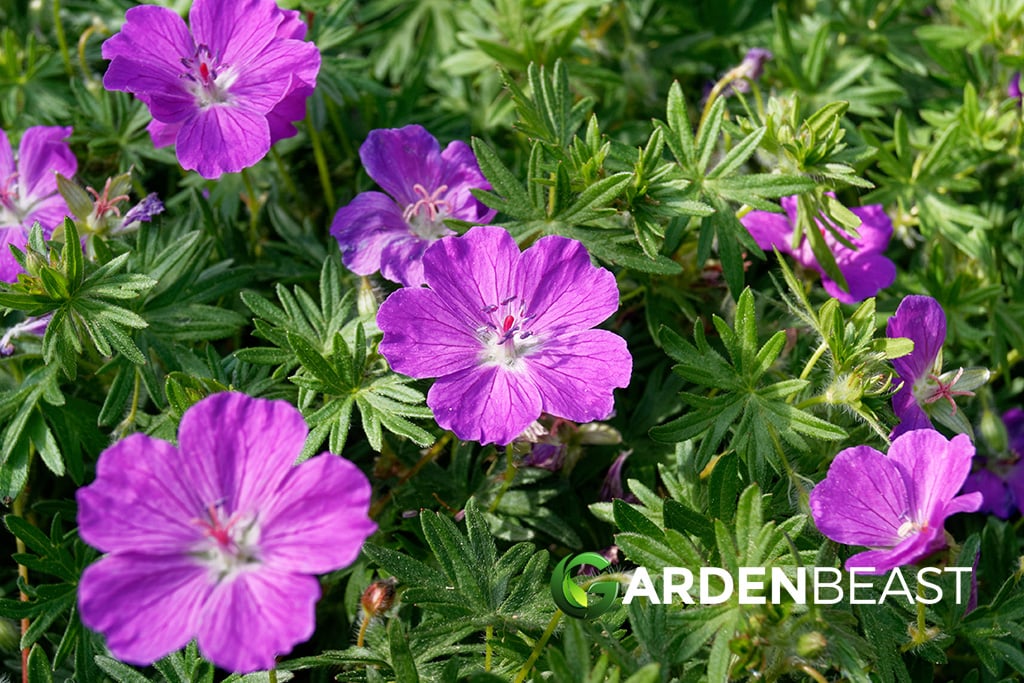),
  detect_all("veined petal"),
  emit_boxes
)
[228,39,318,114]
[377,287,481,378]
[848,204,894,253]
[421,227,519,329]
[0,227,28,283]
[516,234,620,333]
[177,393,308,516]
[0,129,14,179]
[809,445,908,548]
[428,365,541,445]
[437,140,496,223]
[266,83,313,143]
[16,127,75,201]
[190,0,280,66]
[887,295,946,382]
[961,469,1013,518]
[821,252,896,303]
[148,118,182,148]
[361,125,444,206]
[331,192,410,278]
[197,569,320,673]
[380,233,442,287]
[740,209,795,254]
[891,385,933,438]
[259,454,376,574]
[526,329,631,422]
[79,553,212,666]
[101,6,194,97]
[76,434,204,554]
[175,106,270,178]
[22,195,74,237]
[843,524,944,574]
[888,430,976,524]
